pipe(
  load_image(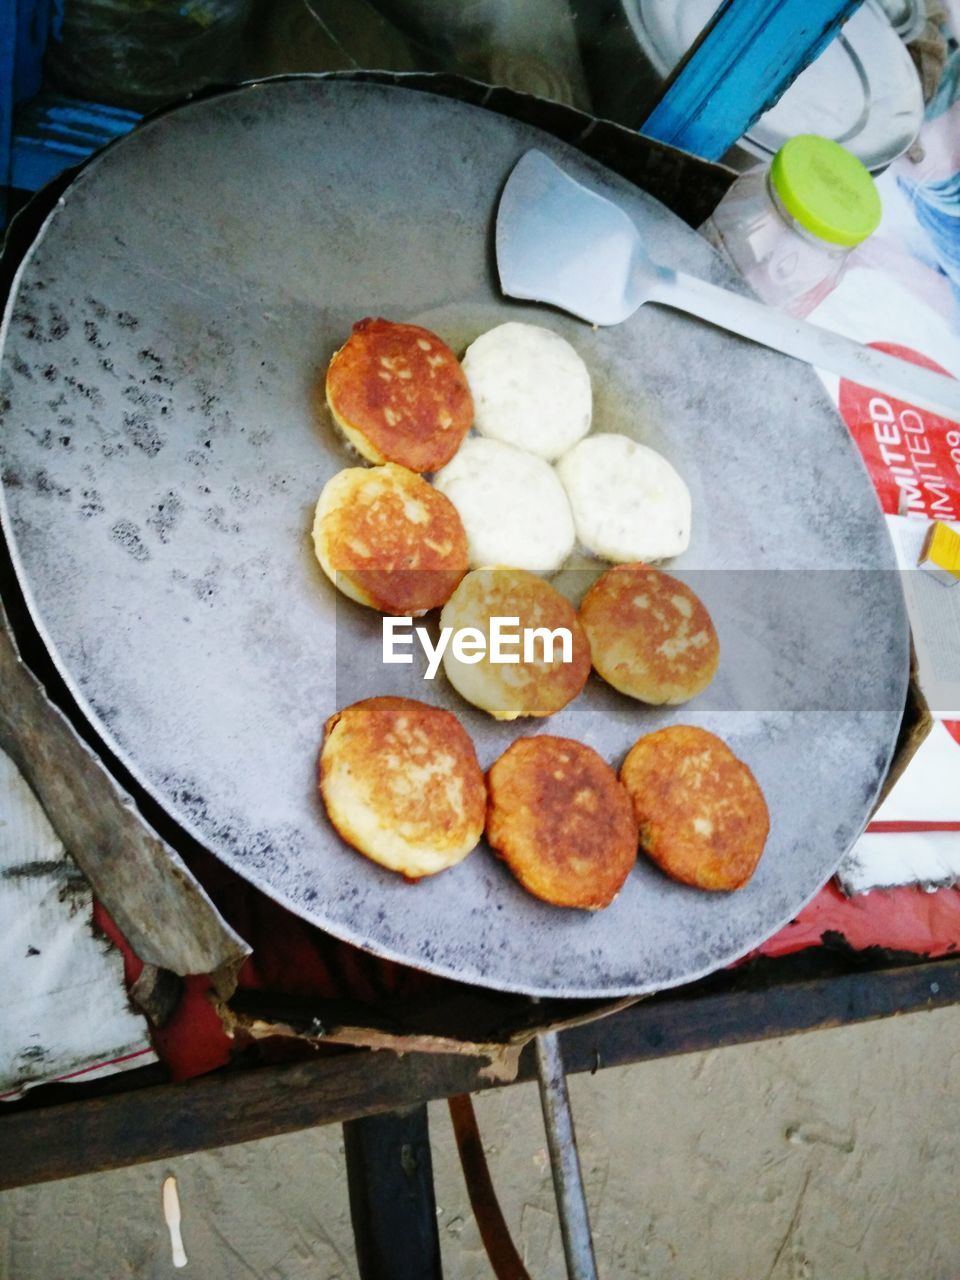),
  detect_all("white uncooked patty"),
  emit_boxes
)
[433,437,575,572]
[556,434,691,562]
[461,322,591,460]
